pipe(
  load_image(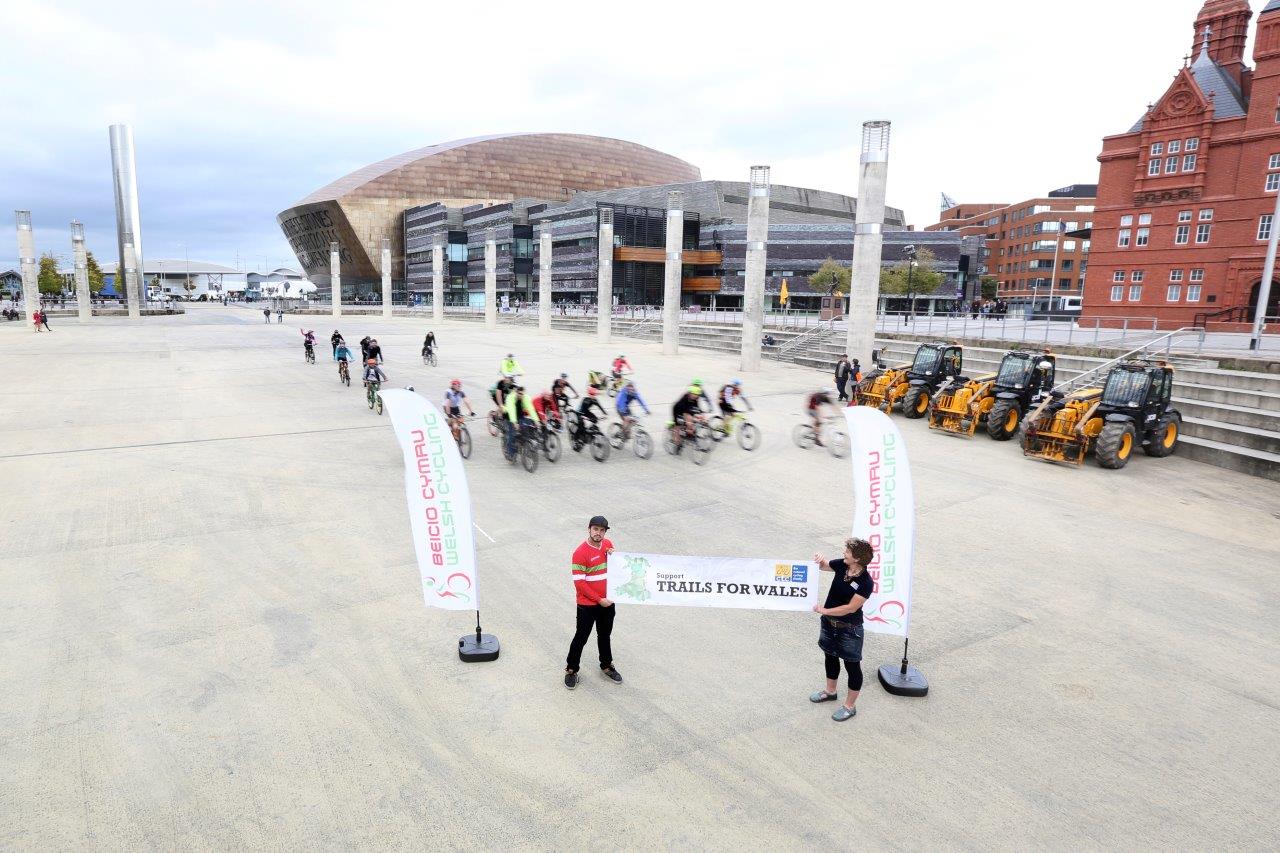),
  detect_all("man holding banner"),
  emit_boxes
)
[809,538,875,721]
[565,516,624,690]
